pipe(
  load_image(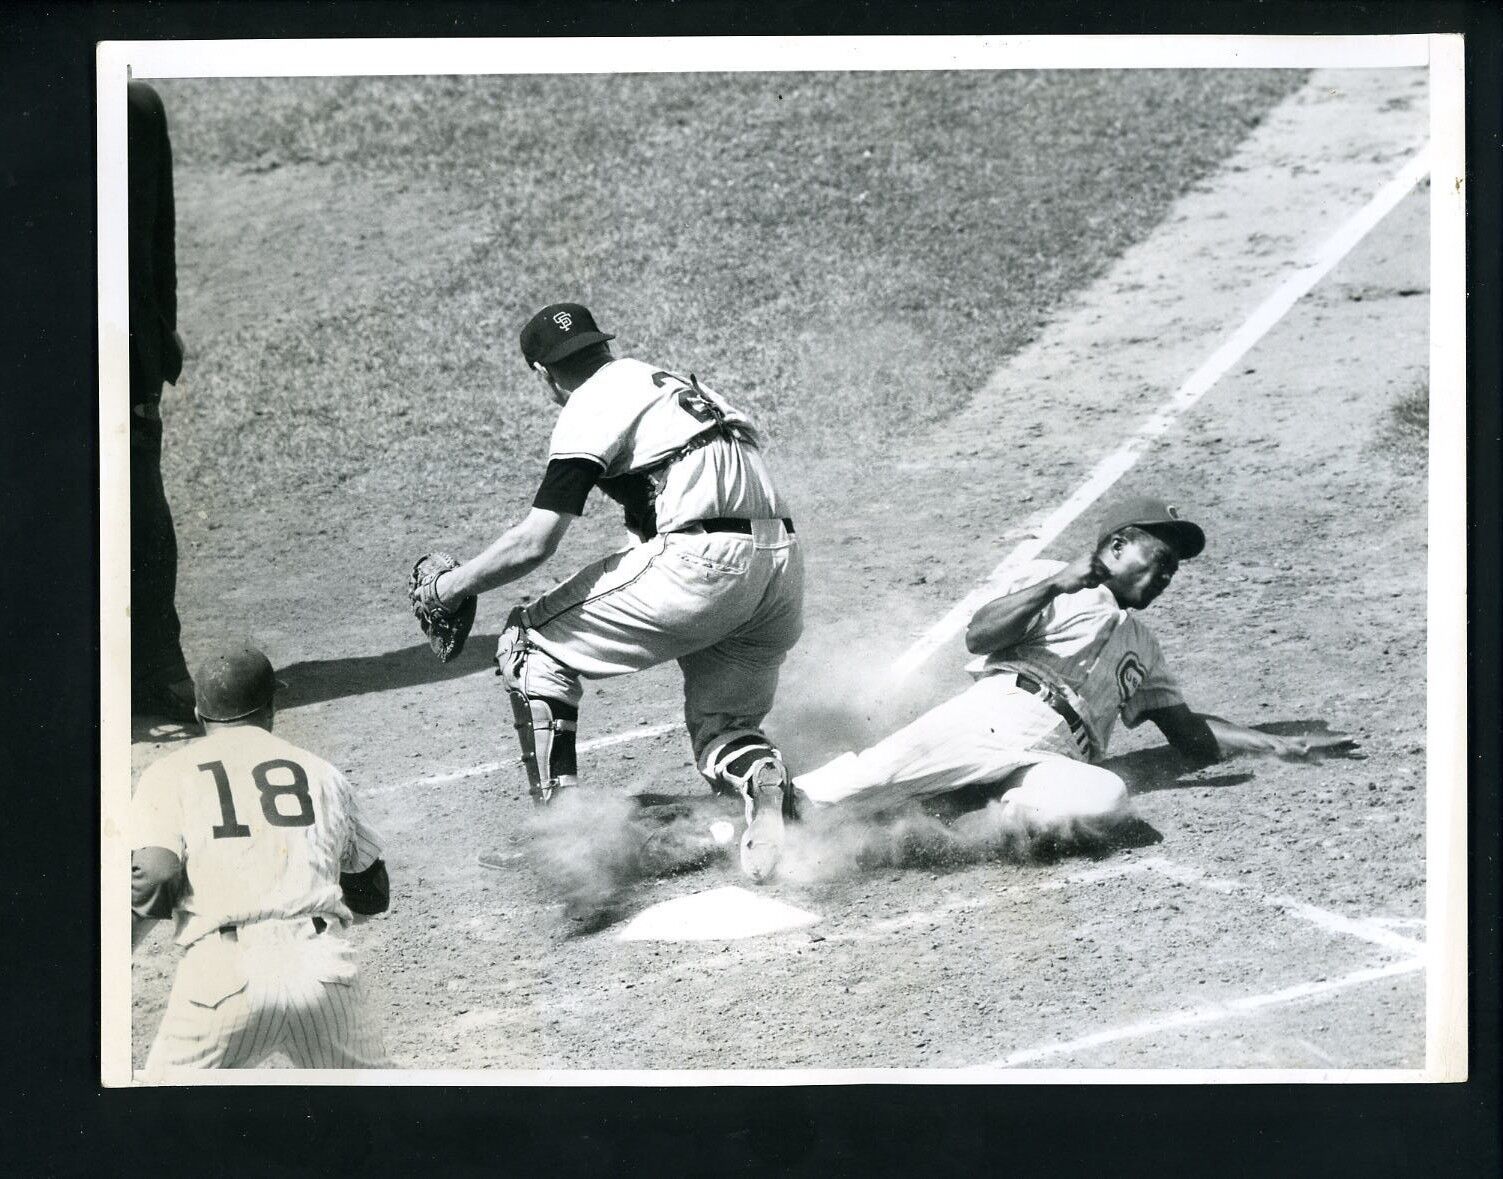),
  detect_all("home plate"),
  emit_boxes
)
[616,886,821,942]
